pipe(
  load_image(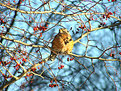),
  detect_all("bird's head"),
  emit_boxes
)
[59,28,69,34]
